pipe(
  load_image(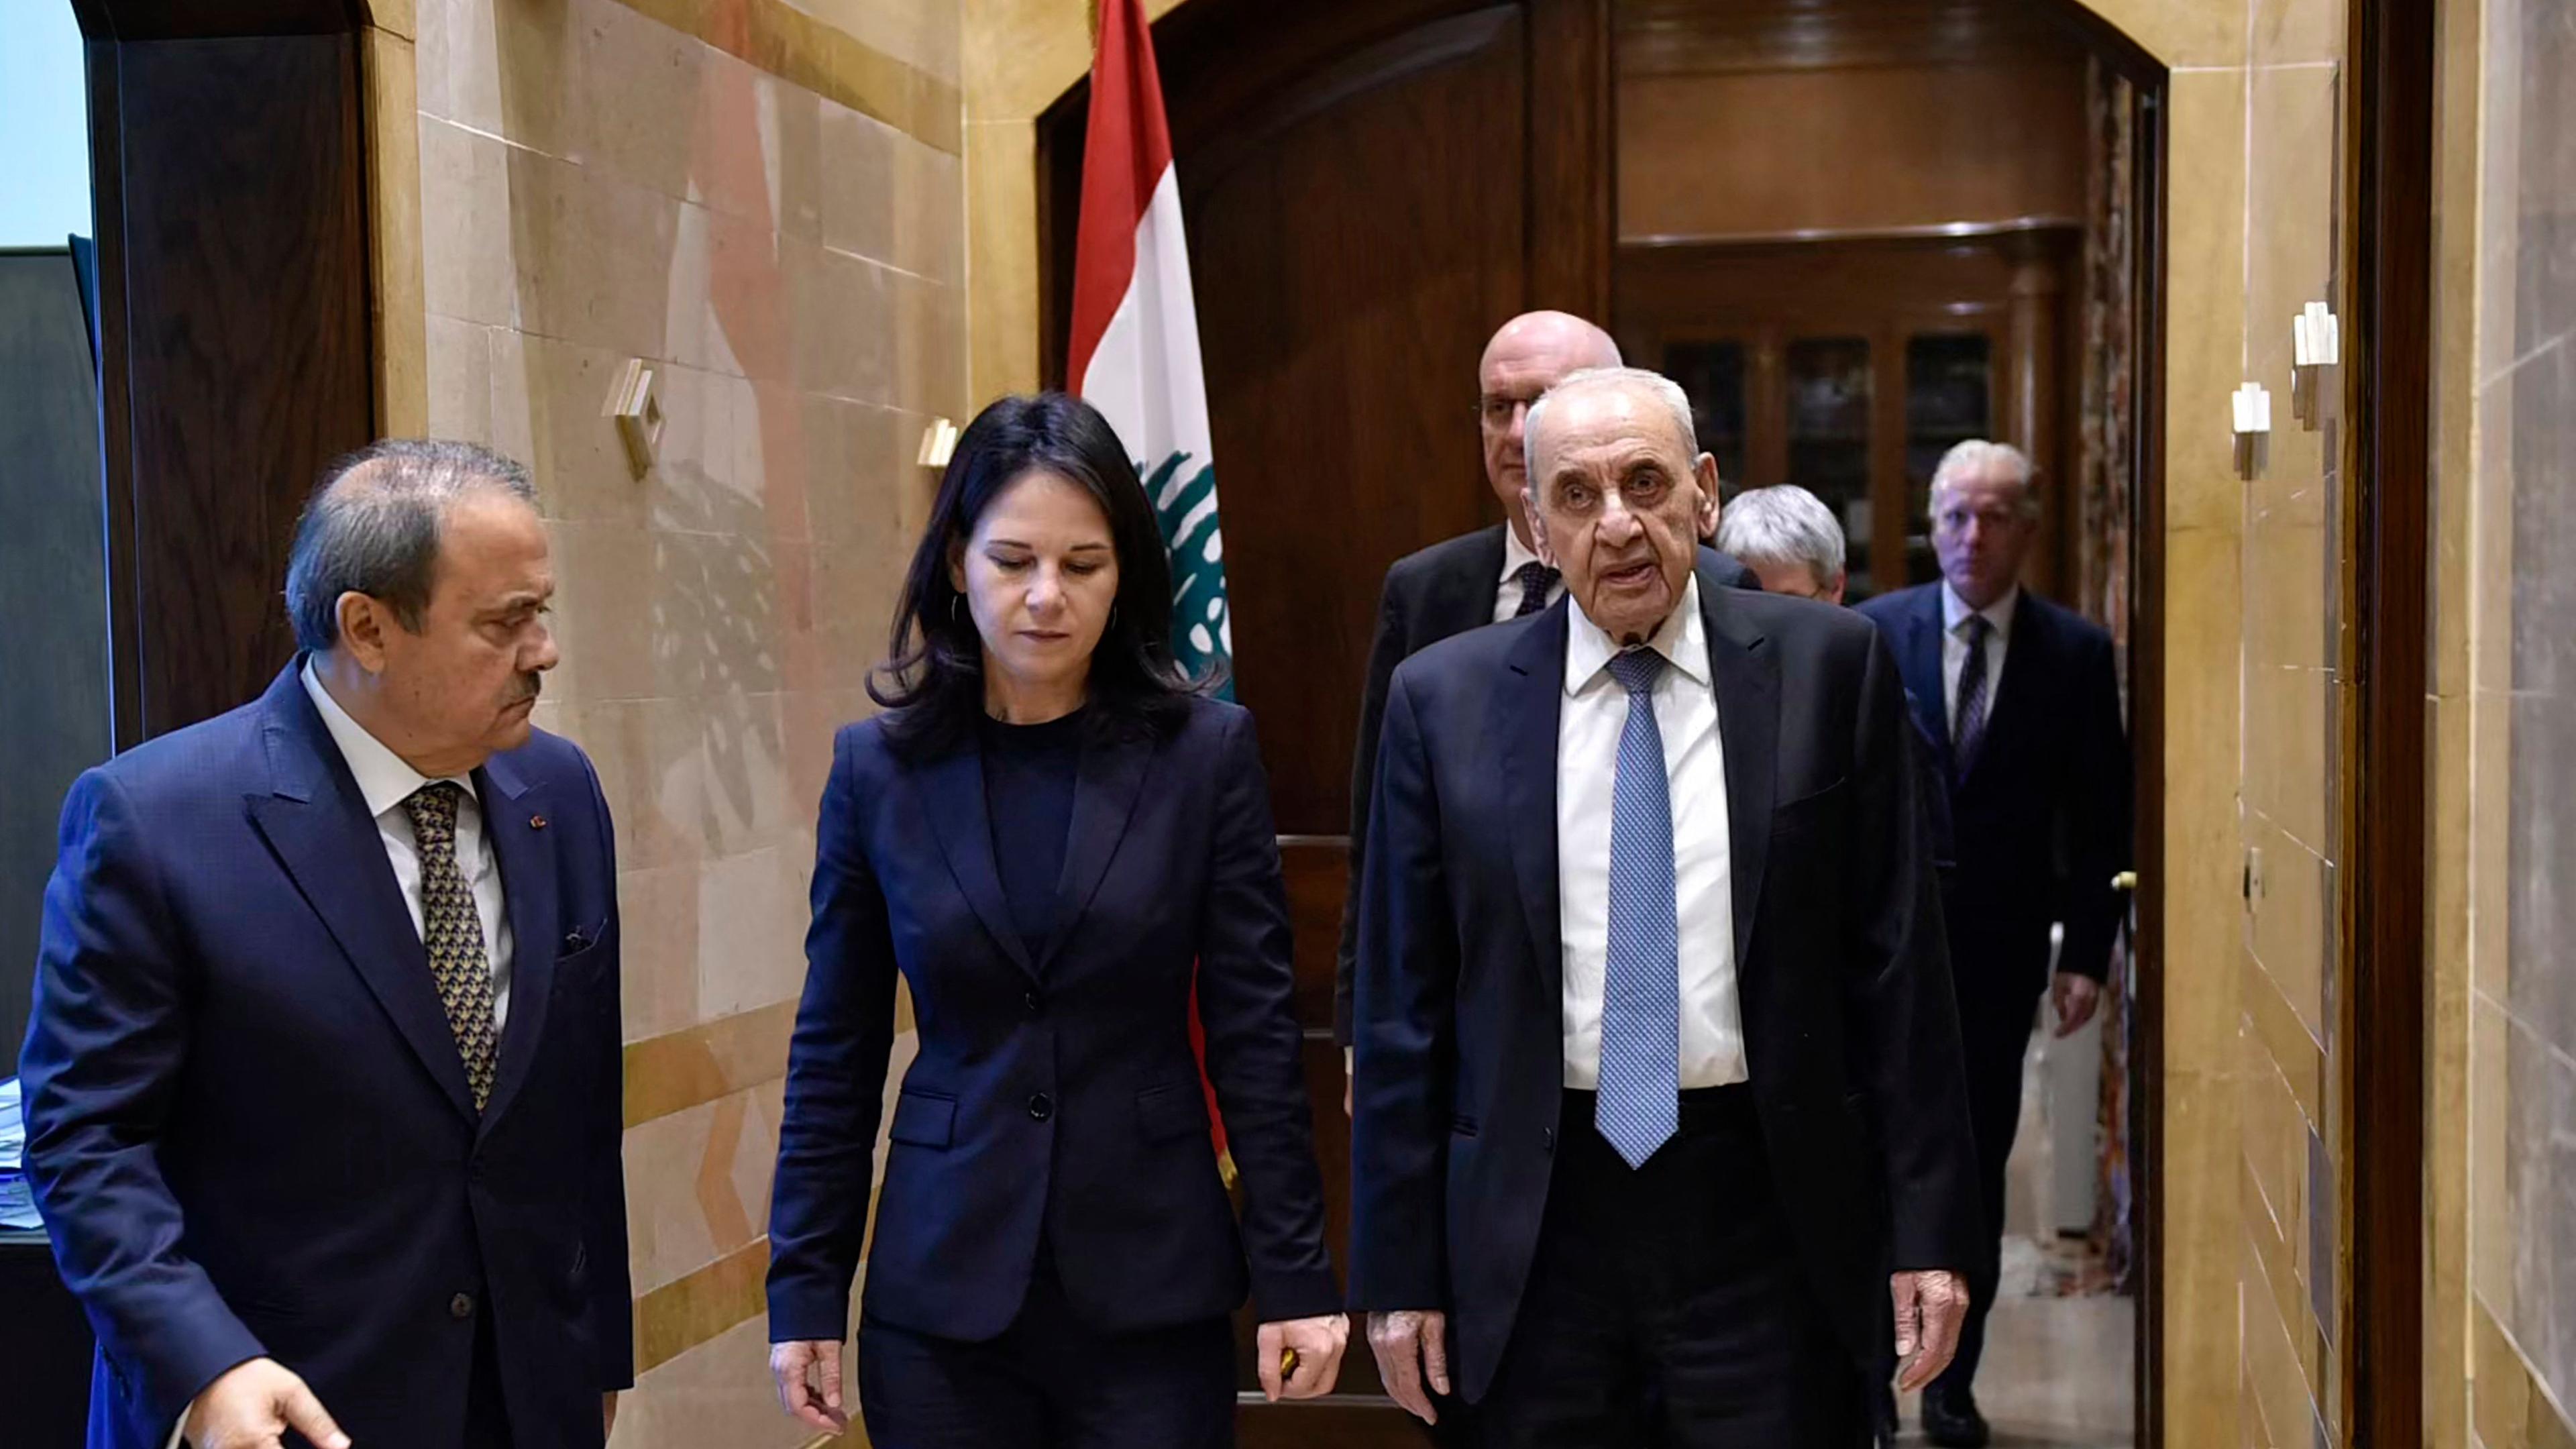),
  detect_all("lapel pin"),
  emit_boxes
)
[529,814,549,830]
